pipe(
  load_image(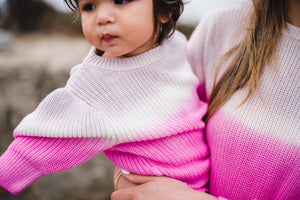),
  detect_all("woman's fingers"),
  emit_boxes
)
[116,174,139,190]
[111,174,188,200]
[121,172,164,185]
[111,174,168,200]
[111,187,139,200]
[112,173,218,200]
